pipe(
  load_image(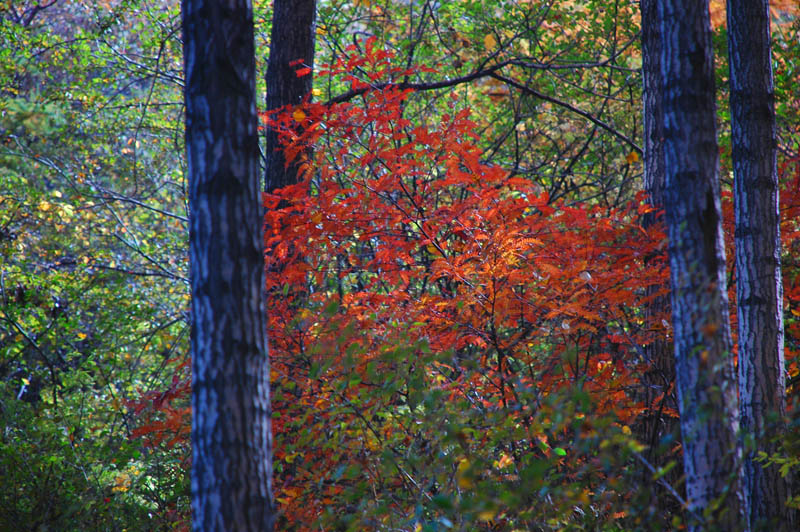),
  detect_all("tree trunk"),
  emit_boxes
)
[641,0,666,212]
[727,0,791,528]
[638,0,679,502]
[264,0,317,193]
[183,0,274,530]
[640,0,674,429]
[658,0,746,528]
